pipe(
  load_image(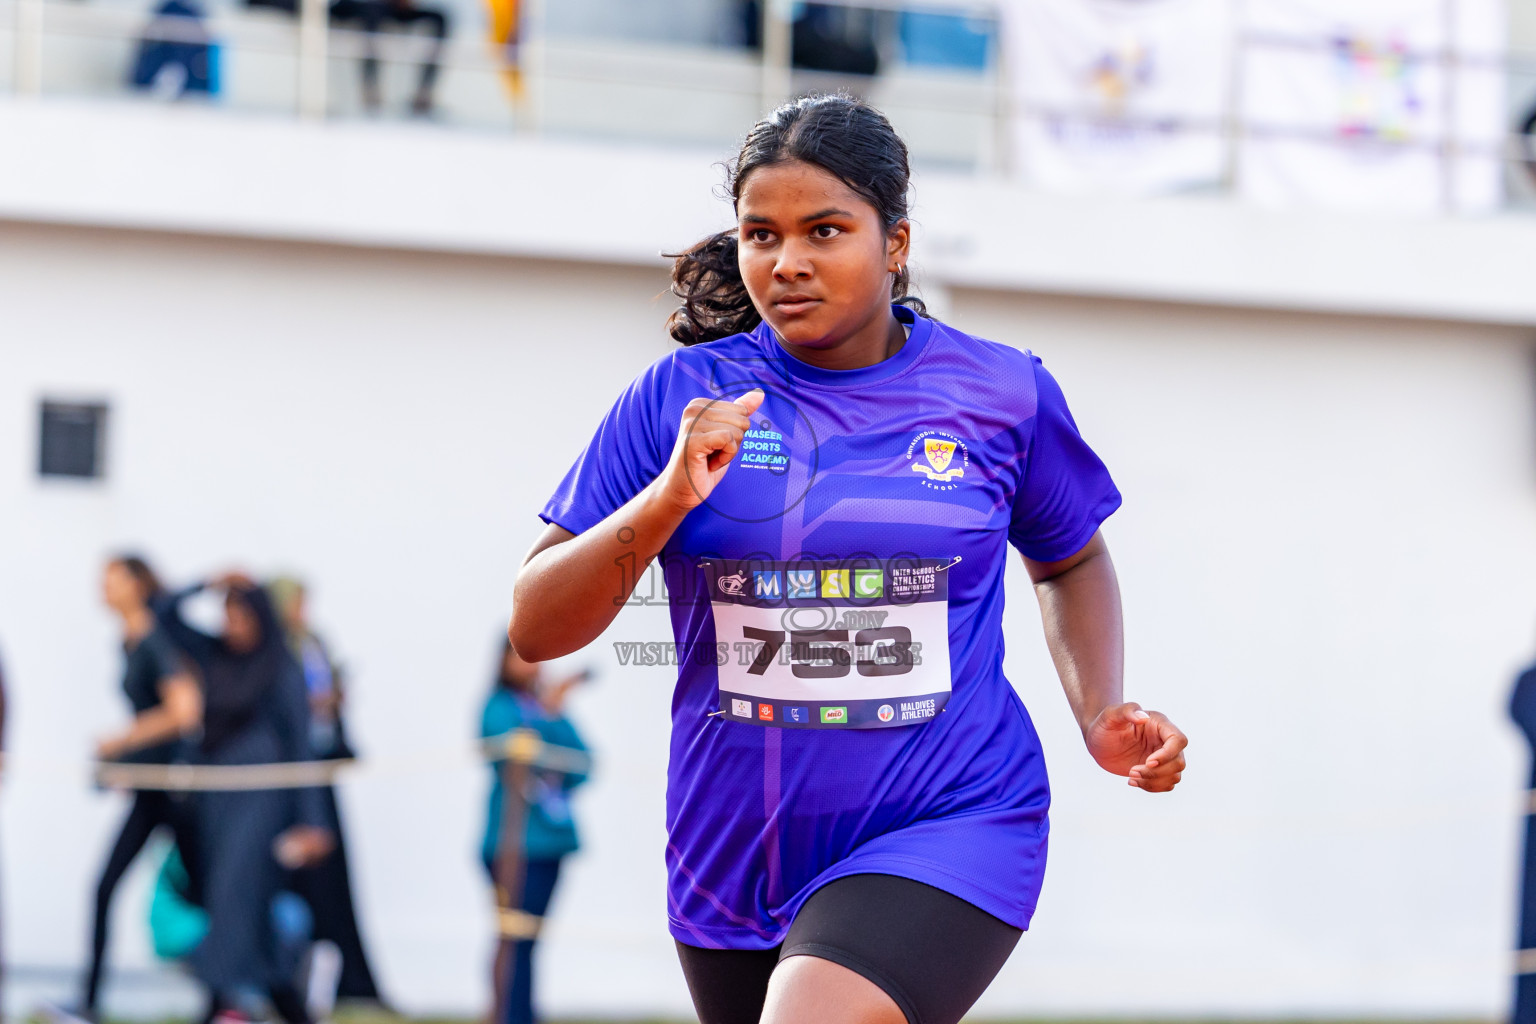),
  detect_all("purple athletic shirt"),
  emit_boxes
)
[540,305,1121,949]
